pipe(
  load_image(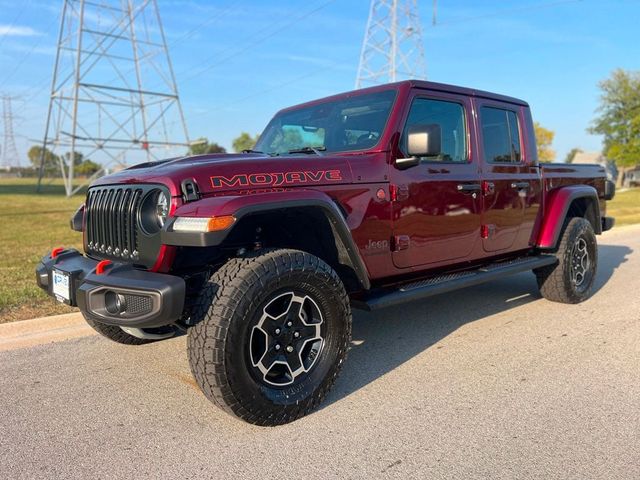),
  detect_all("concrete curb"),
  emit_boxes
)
[0,312,95,352]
